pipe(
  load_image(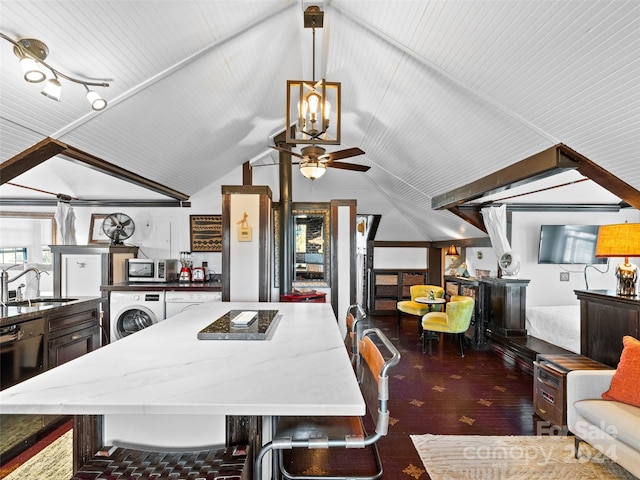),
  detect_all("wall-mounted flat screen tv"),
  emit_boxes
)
[538,225,606,265]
